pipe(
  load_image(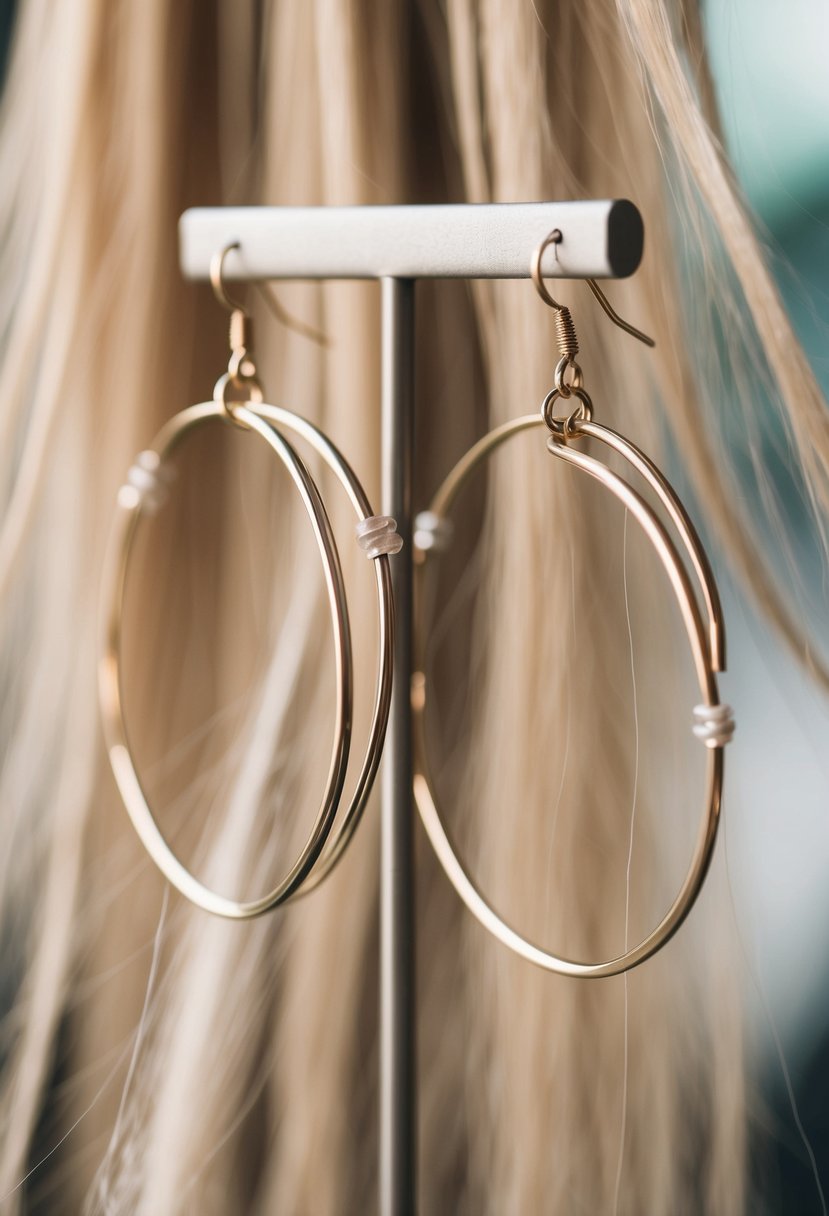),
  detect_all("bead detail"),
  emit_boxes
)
[356,515,403,559]
[413,511,453,554]
[120,451,174,515]
[692,703,735,748]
